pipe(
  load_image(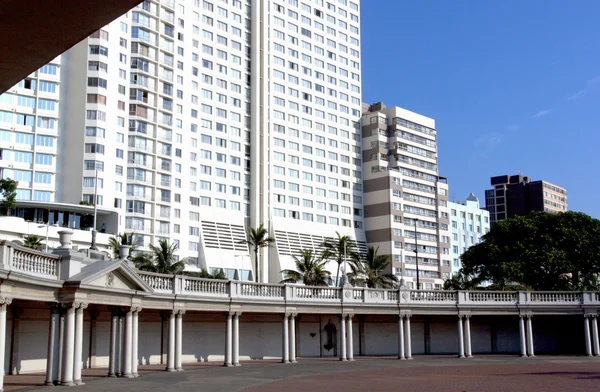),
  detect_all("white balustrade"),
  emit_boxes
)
[239,282,284,298]
[295,286,340,300]
[183,278,228,295]
[352,289,364,301]
[469,291,518,303]
[10,247,59,279]
[530,292,582,303]
[138,272,174,293]
[410,290,457,302]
